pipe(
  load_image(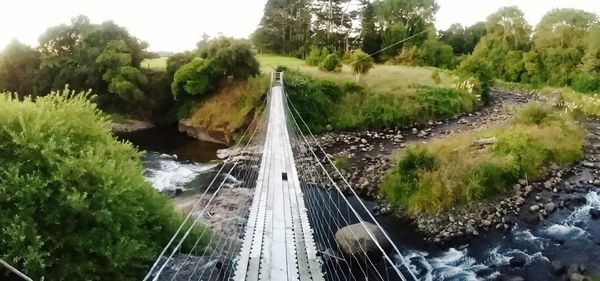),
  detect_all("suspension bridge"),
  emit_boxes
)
[144,72,419,281]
